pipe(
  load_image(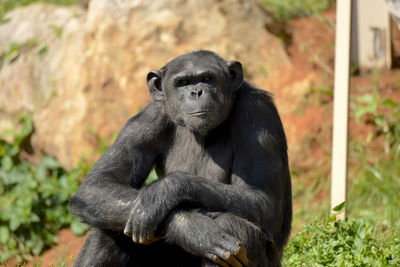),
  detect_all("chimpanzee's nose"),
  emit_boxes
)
[190,89,203,98]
